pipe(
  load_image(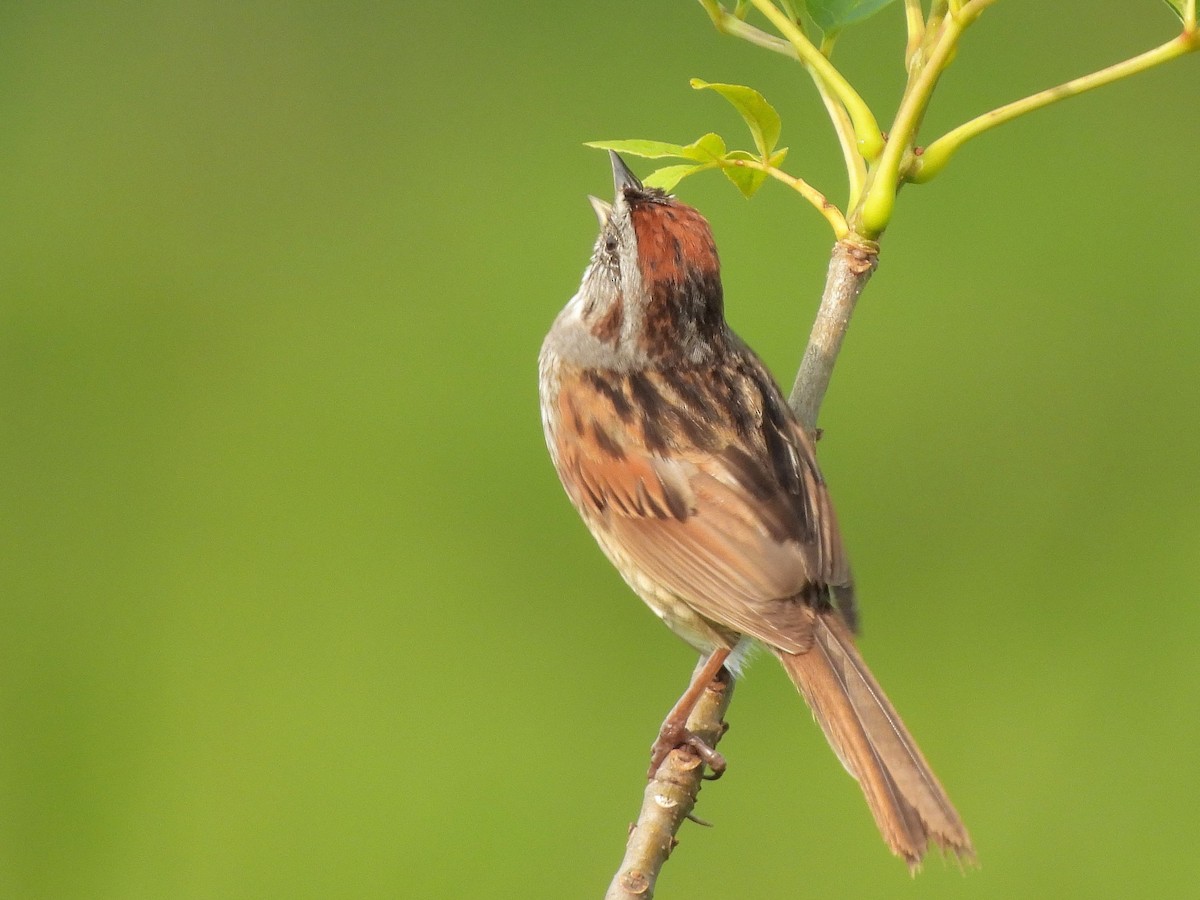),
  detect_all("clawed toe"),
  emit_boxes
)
[687,733,726,779]
[647,723,727,780]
